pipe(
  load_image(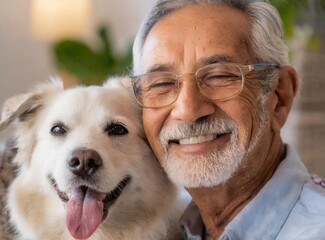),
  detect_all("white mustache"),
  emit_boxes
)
[159,116,238,147]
